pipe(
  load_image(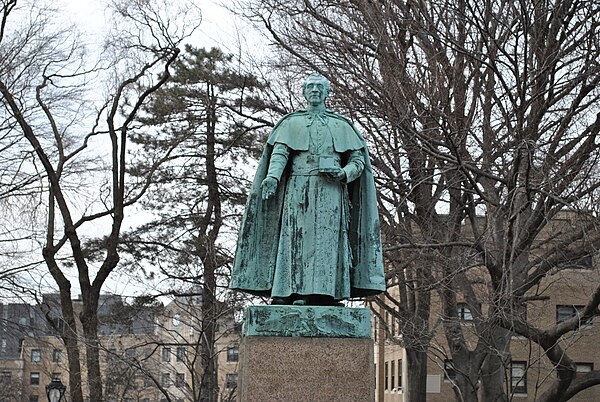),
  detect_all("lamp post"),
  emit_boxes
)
[45,378,66,402]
